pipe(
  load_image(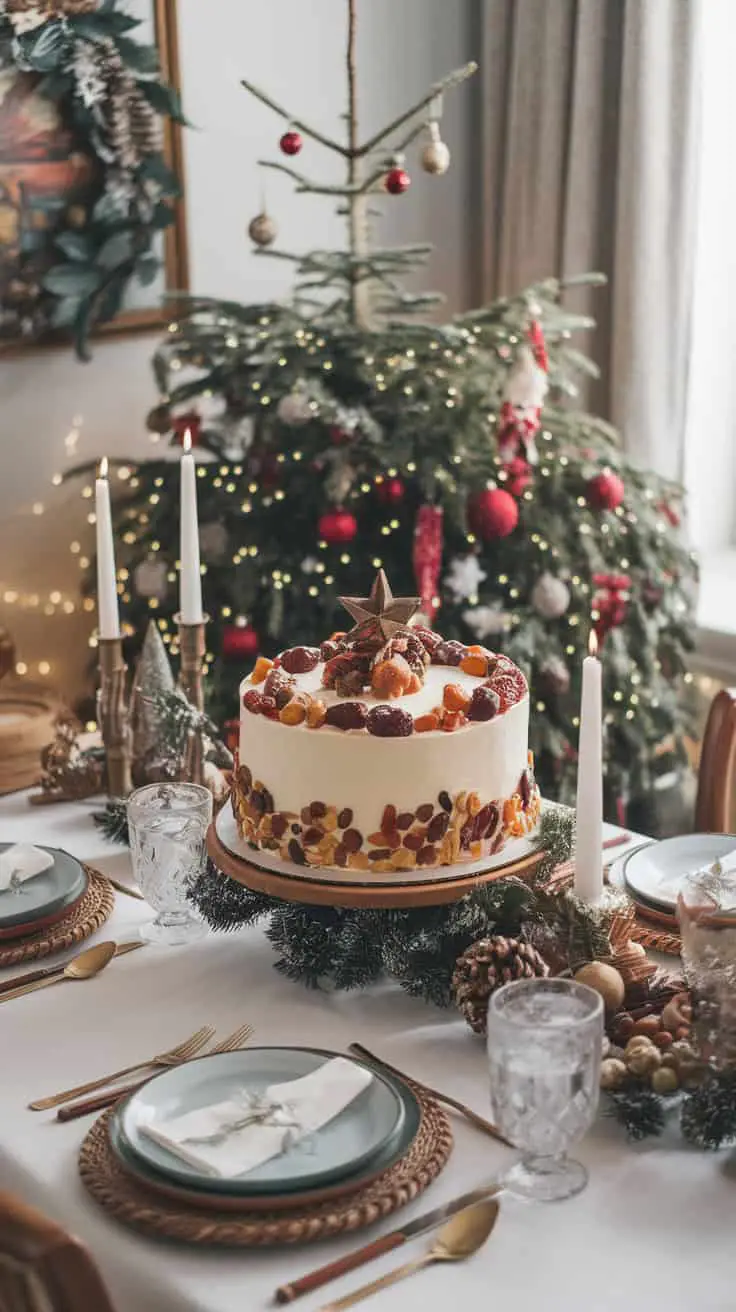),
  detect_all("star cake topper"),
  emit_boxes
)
[339,569,421,642]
